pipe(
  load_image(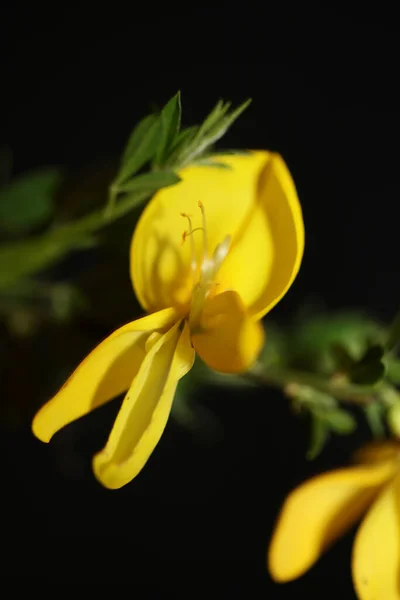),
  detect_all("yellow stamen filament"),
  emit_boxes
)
[180,212,196,277]
[181,203,231,329]
[198,200,209,265]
